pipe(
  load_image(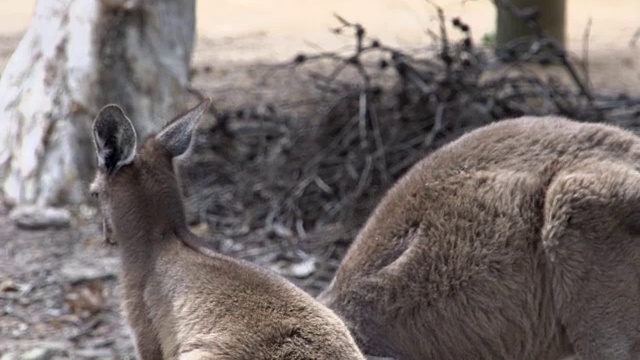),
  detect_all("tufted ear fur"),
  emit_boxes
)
[156,98,211,157]
[93,104,137,175]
